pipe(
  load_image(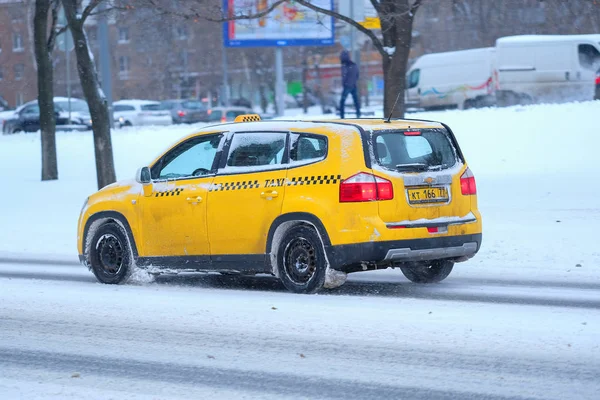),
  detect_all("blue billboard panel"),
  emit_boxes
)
[223,0,335,47]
